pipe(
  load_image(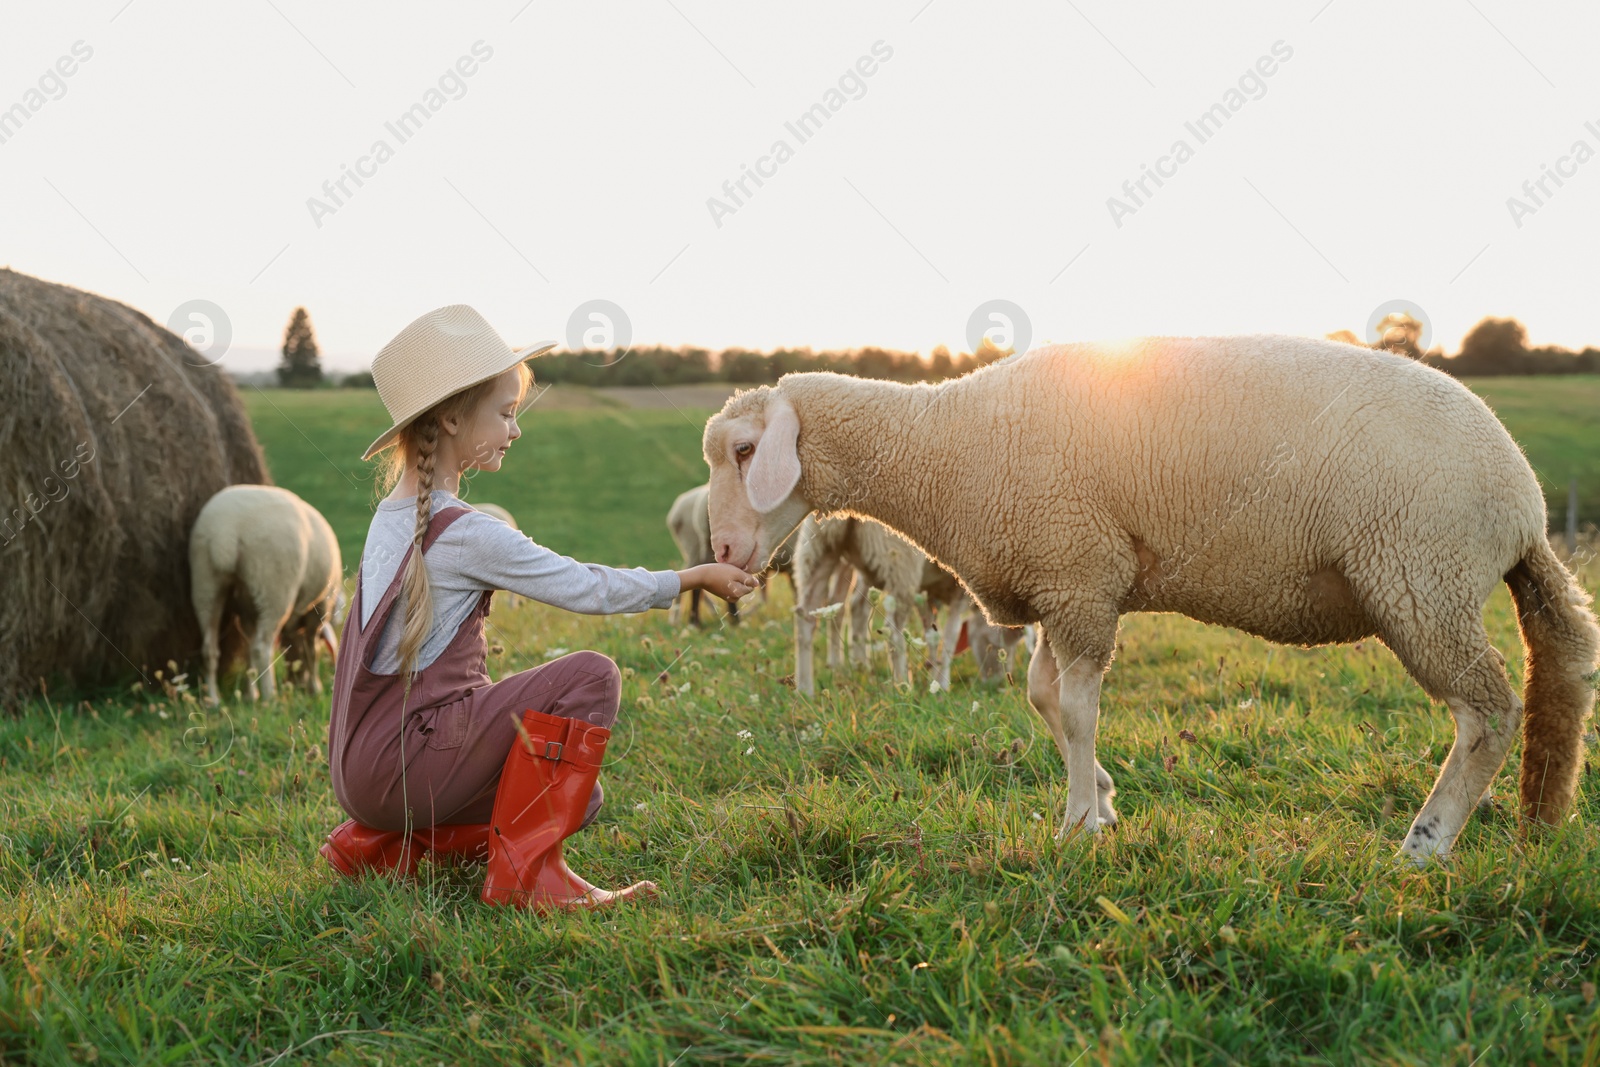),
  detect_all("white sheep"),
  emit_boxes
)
[960,613,1031,685]
[792,516,985,695]
[666,483,736,627]
[667,483,794,626]
[703,335,1599,863]
[190,484,342,705]
[915,561,1033,687]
